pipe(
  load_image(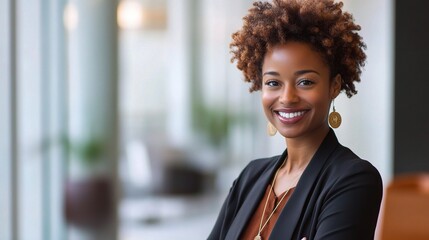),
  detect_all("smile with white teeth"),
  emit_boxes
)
[278,111,306,119]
